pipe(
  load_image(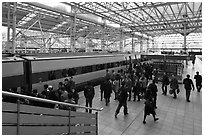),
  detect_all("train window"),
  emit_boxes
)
[67,68,77,76]
[96,64,105,71]
[96,64,101,71]
[107,63,112,68]
[121,61,126,65]
[87,66,93,73]
[48,71,56,80]
[92,65,96,72]
[111,62,115,68]
[82,65,93,73]
[75,67,82,75]
[100,64,105,70]
[61,69,68,77]
[115,62,120,67]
